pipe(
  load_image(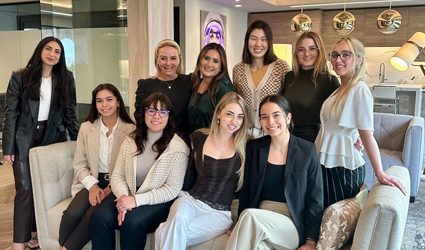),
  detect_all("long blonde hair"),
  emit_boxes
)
[329,37,366,117]
[199,92,249,191]
[292,31,328,86]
